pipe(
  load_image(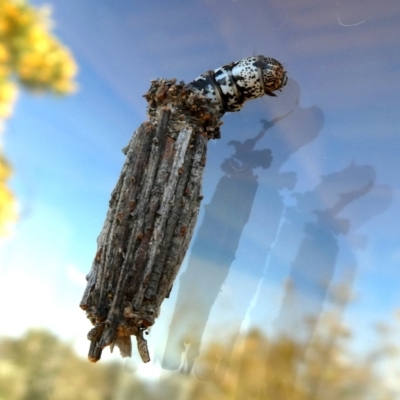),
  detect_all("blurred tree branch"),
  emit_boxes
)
[0,0,78,236]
